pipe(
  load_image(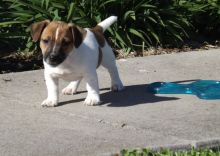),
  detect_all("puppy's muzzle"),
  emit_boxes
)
[44,51,66,67]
